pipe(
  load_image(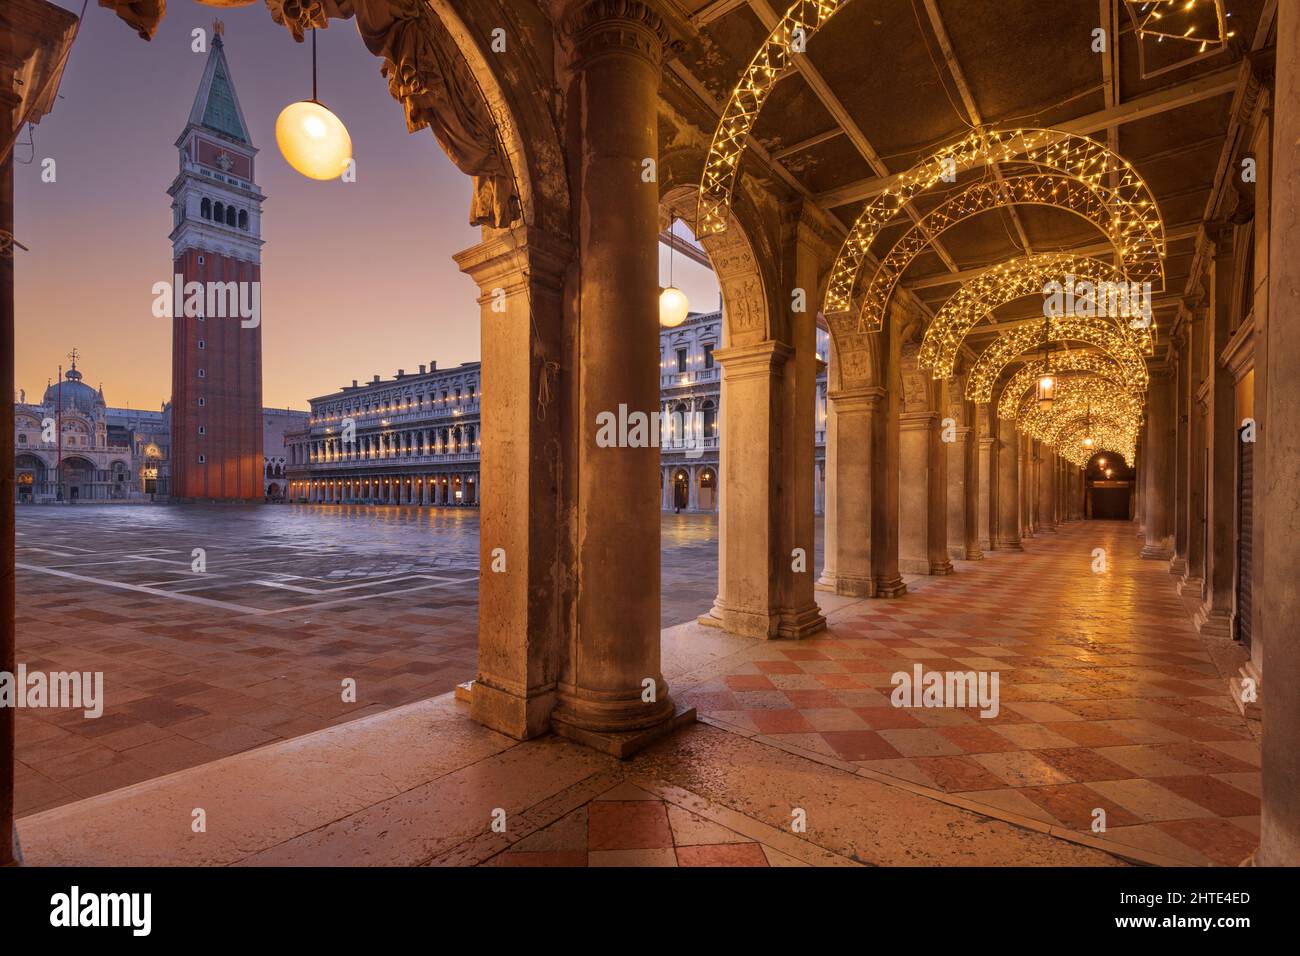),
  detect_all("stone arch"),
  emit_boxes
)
[658,177,774,348]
